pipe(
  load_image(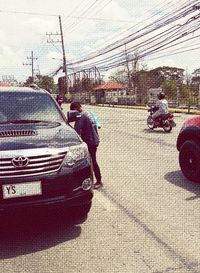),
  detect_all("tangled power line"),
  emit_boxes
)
[67,0,200,70]
[1,0,200,77]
